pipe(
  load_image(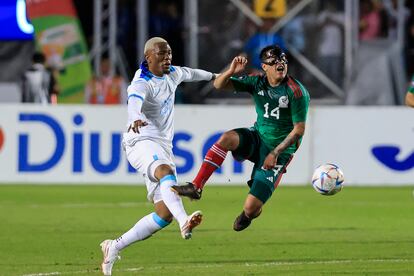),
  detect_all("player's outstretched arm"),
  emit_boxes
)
[405,92,414,107]
[213,56,247,91]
